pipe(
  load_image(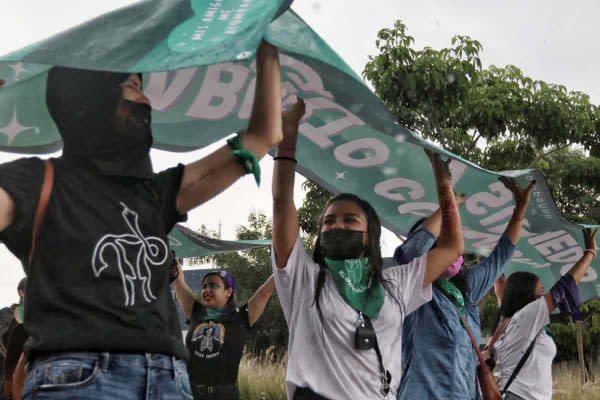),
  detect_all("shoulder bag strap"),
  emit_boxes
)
[28,159,54,267]
[501,327,544,394]
[364,315,392,398]
[459,315,492,375]
[485,317,511,351]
